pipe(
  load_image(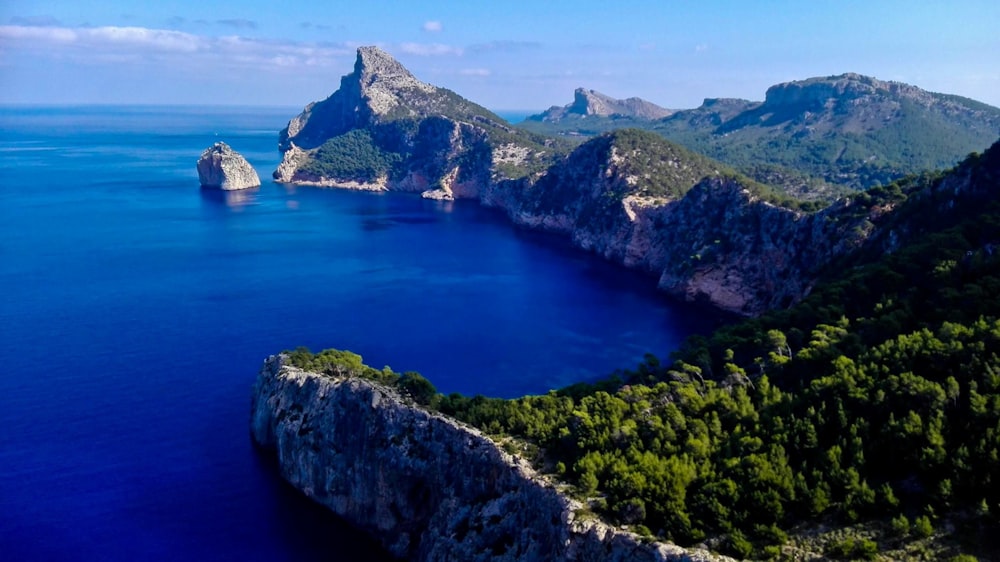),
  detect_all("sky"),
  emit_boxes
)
[1,0,998,111]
